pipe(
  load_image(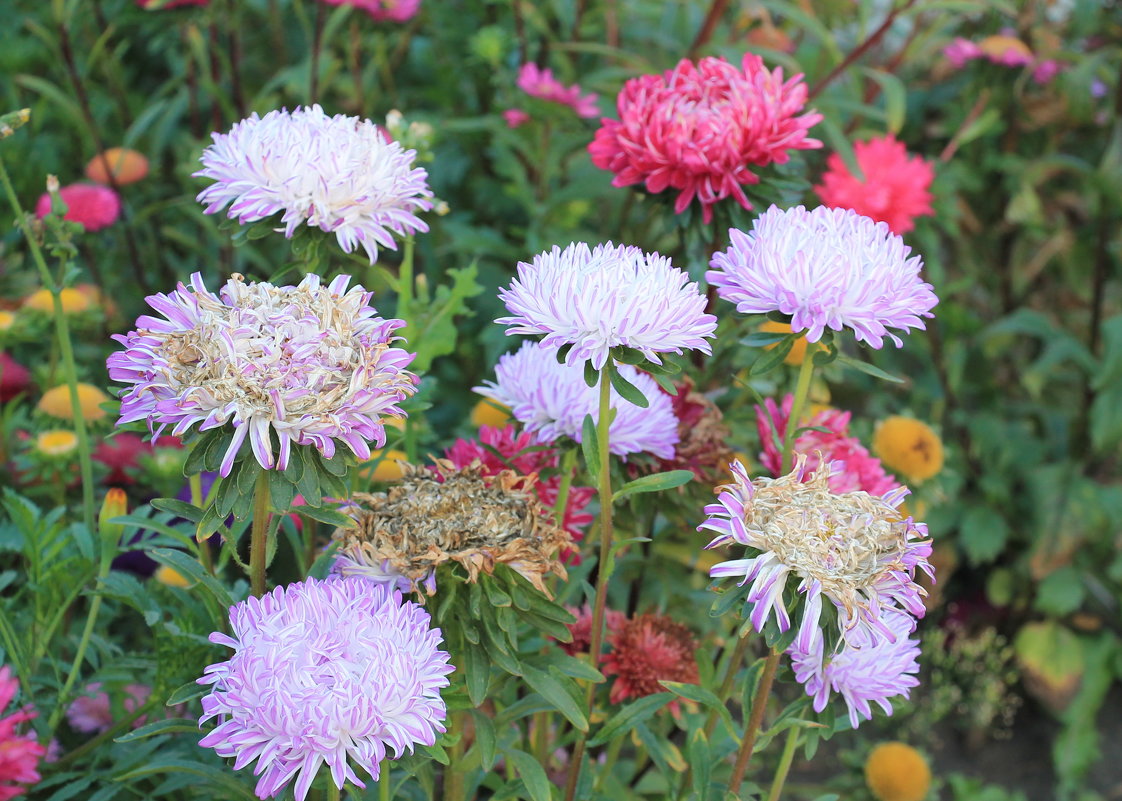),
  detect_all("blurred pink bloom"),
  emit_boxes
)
[320,0,420,22]
[589,54,821,223]
[503,109,531,128]
[66,683,151,735]
[814,134,934,235]
[136,0,208,7]
[944,34,1034,70]
[35,184,120,232]
[0,666,45,801]
[943,38,982,68]
[515,64,599,118]
[1032,59,1064,84]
